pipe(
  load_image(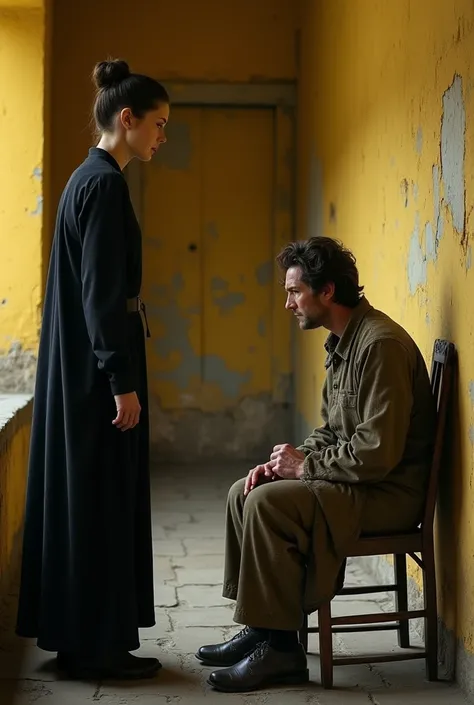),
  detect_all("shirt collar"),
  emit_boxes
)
[88,147,122,173]
[324,297,373,367]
